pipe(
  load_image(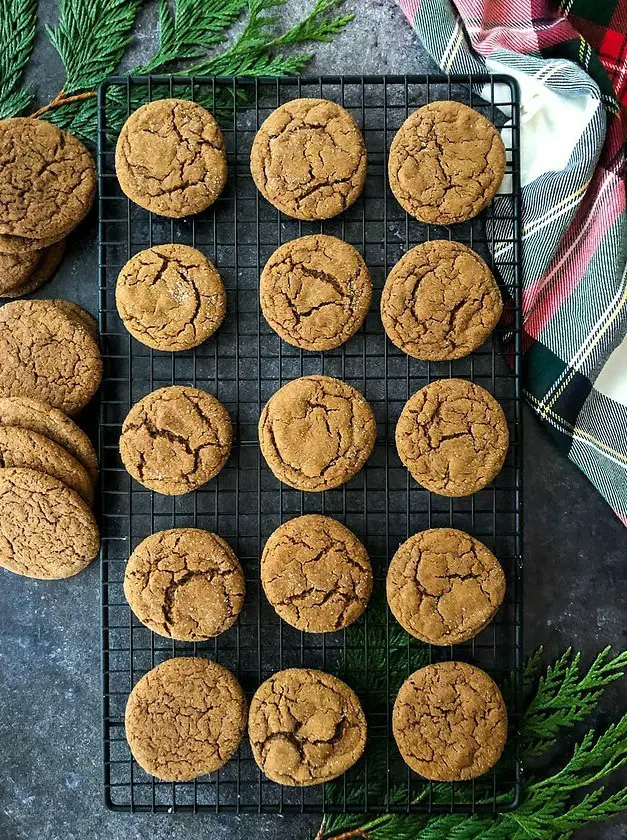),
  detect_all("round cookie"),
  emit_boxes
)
[116,99,227,218]
[386,528,505,645]
[0,426,93,505]
[124,529,245,641]
[0,250,44,294]
[116,244,226,351]
[0,300,102,415]
[393,661,507,780]
[262,515,372,632]
[0,118,96,243]
[259,375,376,492]
[119,386,232,495]
[0,396,98,484]
[250,98,367,220]
[395,379,508,497]
[249,668,366,785]
[0,467,99,579]
[260,235,371,351]
[381,241,503,360]
[2,241,66,299]
[125,657,246,781]
[388,101,506,224]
